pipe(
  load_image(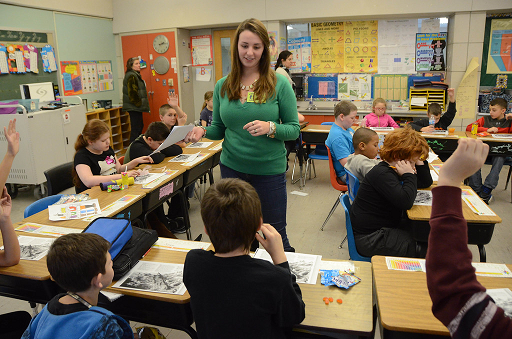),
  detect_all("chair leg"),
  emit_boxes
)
[312,159,317,178]
[291,155,300,184]
[338,235,347,249]
[320,192,343,231]
[505,166,512,190]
